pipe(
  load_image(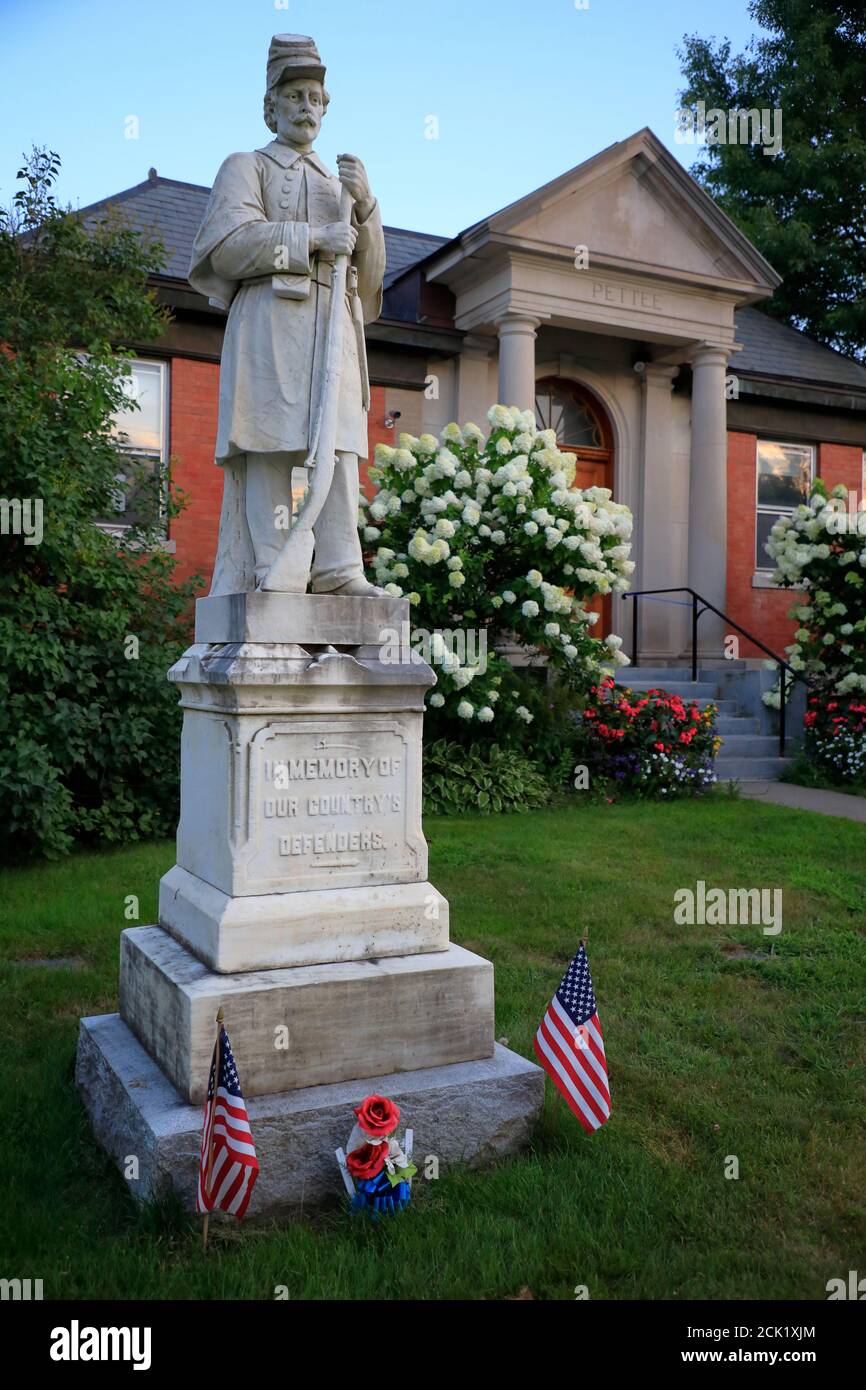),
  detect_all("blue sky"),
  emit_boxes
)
[2,0,761,236]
